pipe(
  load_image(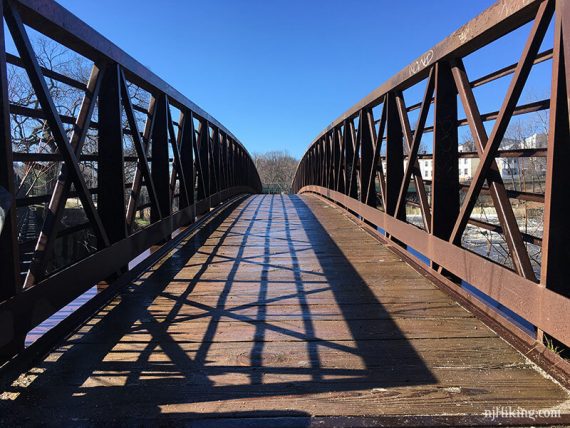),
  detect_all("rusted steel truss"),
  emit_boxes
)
[293,0,570,349]
[0,0,261,362]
